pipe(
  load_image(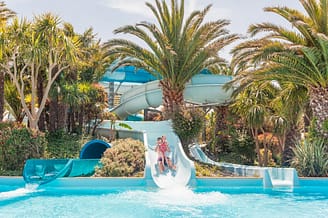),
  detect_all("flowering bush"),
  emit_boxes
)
[172,108,204,146]
[94,138,145,177]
